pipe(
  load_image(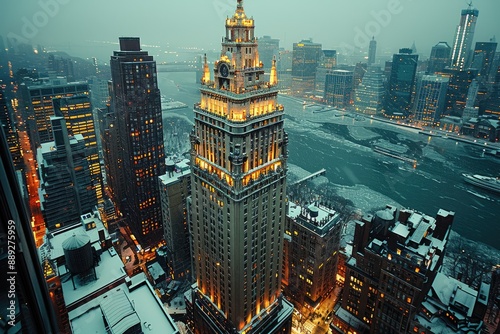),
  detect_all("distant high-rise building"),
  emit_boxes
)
[331,206,454,334]
[188,1,293,332]
[413,75,450,126]
[384,48,418,118]
[48,54,75,82]
[277,50,293,91]
[325,70,354,109]
[368,37,377,65]
[108,37,166,248]
[291,39,322,96]
[480,65,500,118]
[283,203,342,315]
[159,159,191,281]
[0,87,22,168]
[53,95,103,204]
[439,68,478,116]
[450,6,479,70]
[471,40,498,81]
[19,77,89,150]
[354,65,385,115]
[258,35,280,72]
[463,79,480,120]
[428,42,451,74]
[315,50,337,96]
[353,62,368,88]
[38,117,96,231]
